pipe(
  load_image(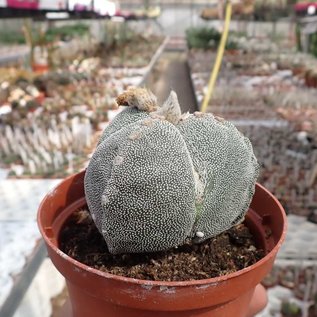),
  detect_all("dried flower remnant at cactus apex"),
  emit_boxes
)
[85,88,260,254]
